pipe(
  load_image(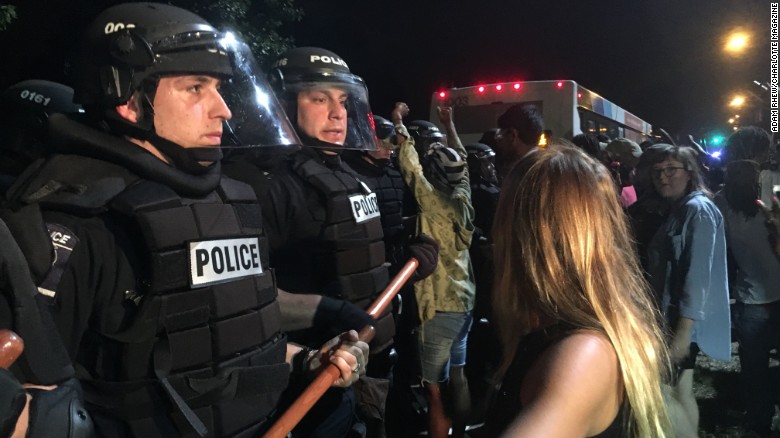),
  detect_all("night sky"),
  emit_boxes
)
[0,0,770,139]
